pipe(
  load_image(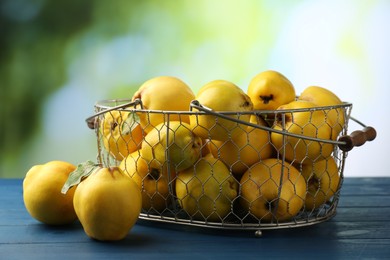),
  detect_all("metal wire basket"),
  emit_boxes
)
[86,98,376,235]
